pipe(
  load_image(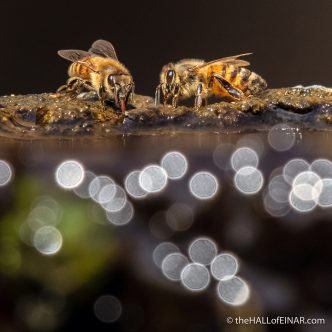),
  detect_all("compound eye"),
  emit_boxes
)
[166,70,175,84]
[108,75,116,85]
